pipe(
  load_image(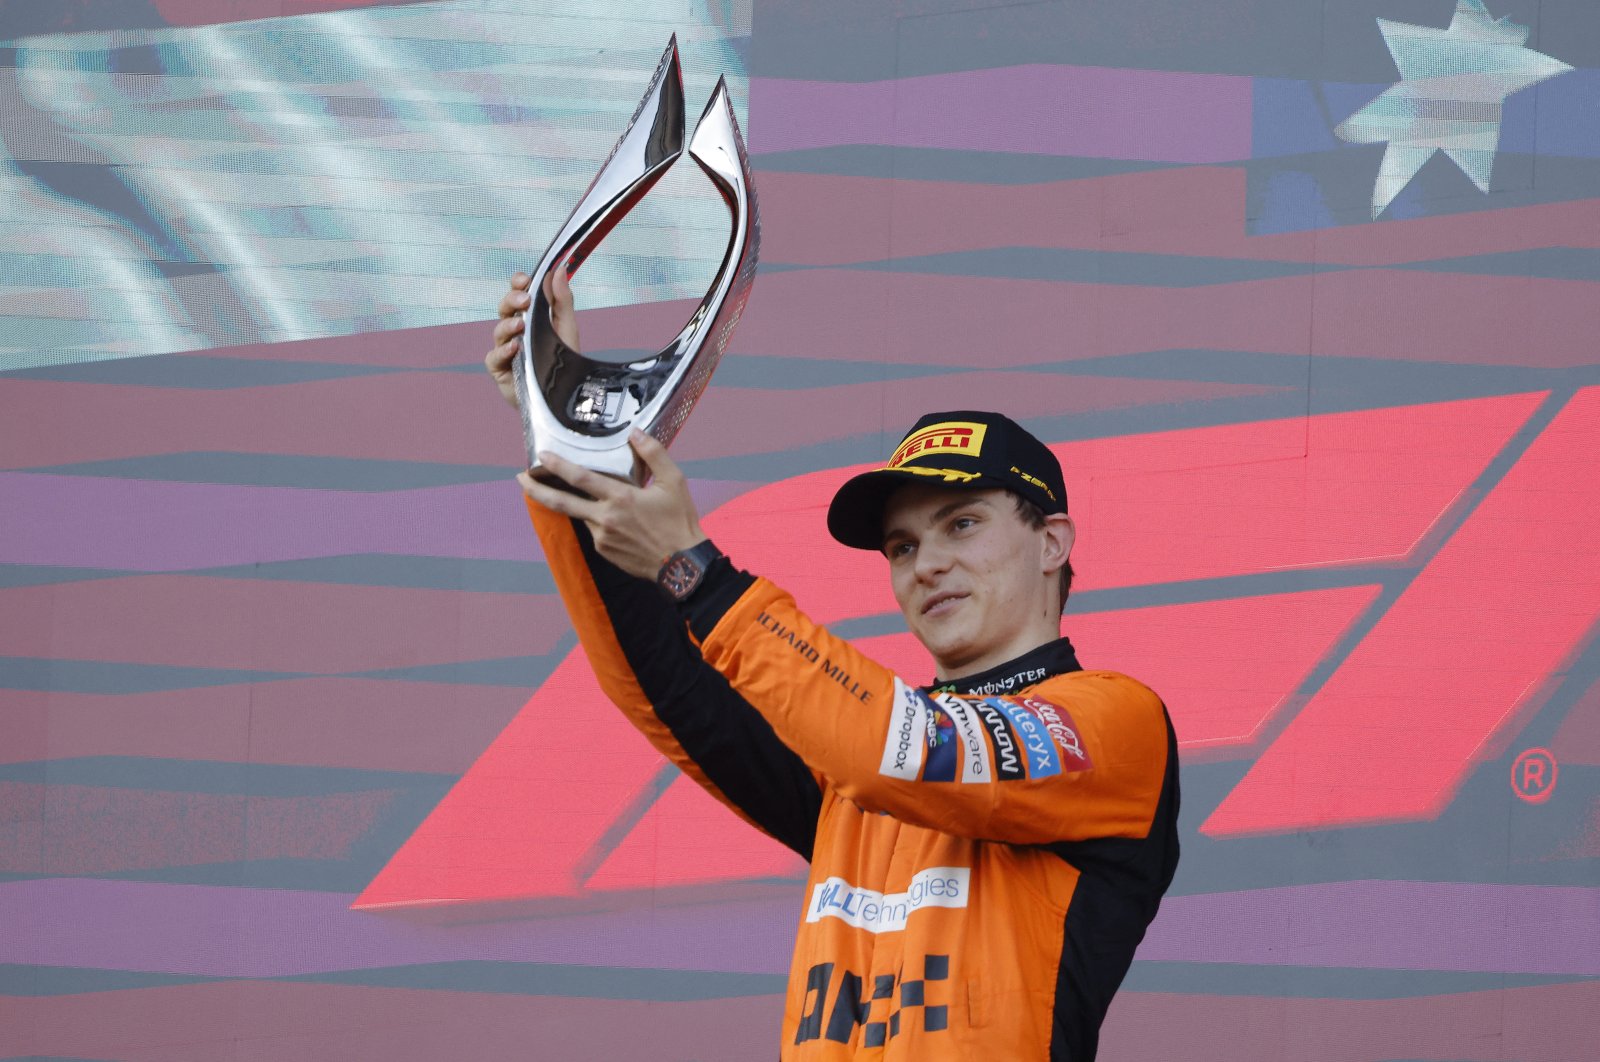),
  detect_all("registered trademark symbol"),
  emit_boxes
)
[1511,748,1558,804]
